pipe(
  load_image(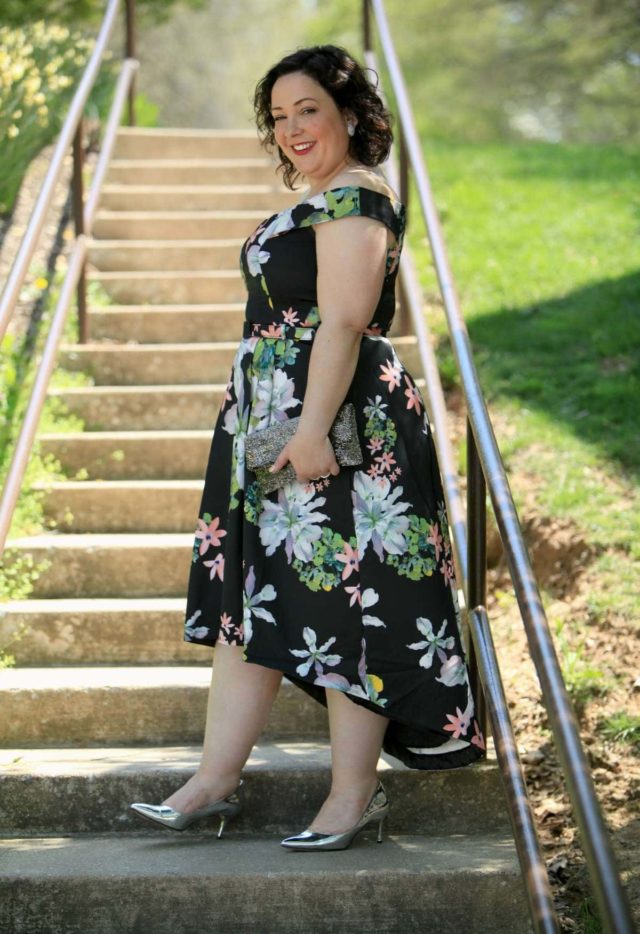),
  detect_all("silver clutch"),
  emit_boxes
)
[244,402,363,494]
